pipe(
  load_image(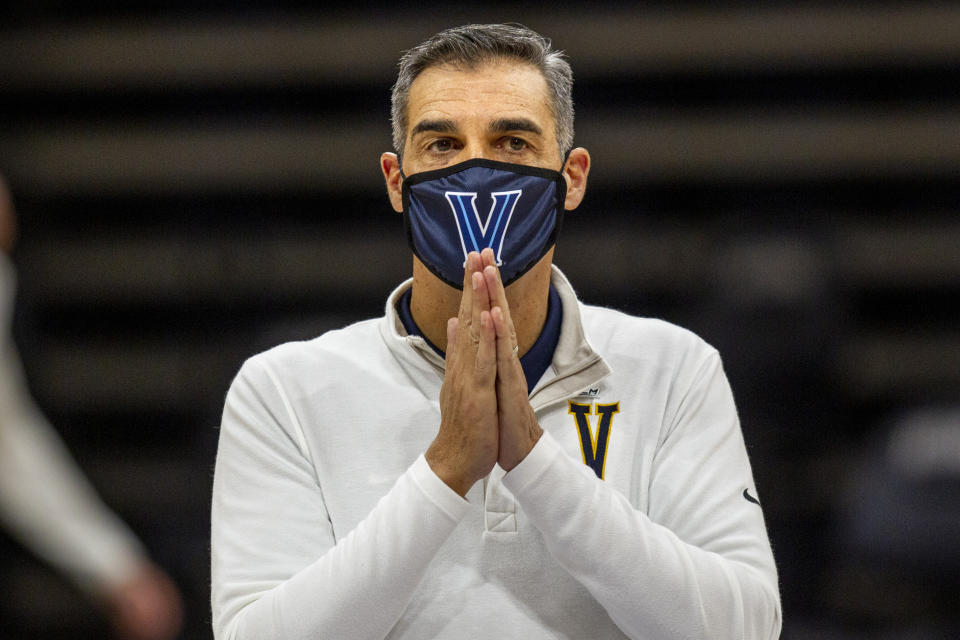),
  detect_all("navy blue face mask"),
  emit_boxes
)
[401,158,567,290]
